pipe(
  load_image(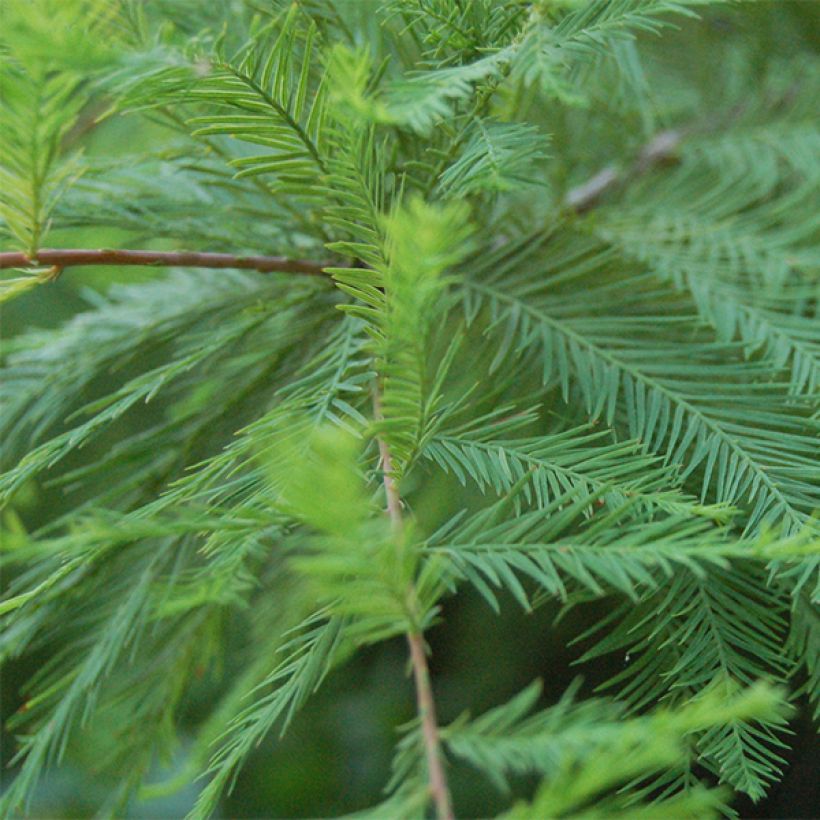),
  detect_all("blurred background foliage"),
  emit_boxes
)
[1,1,818,817]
